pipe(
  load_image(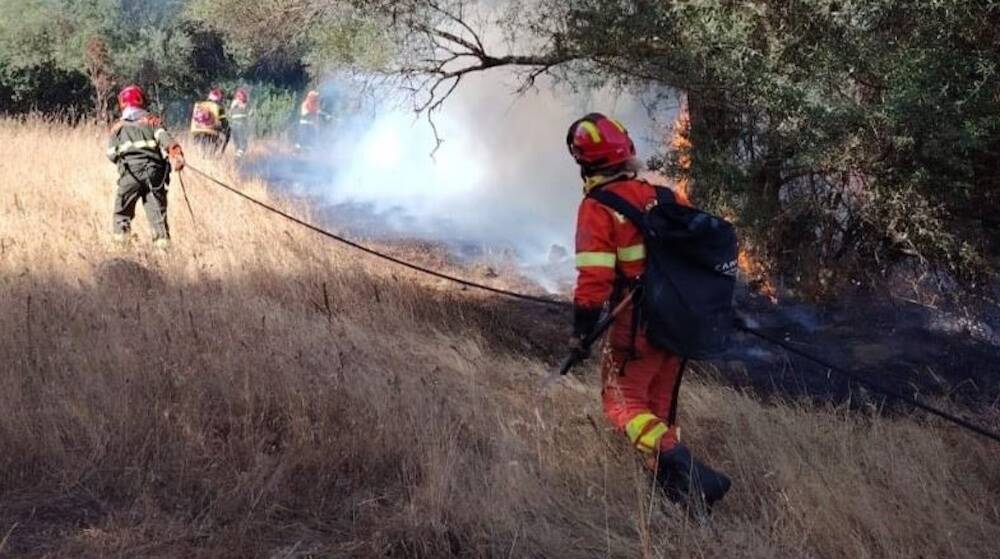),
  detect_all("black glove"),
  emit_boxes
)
[573,306,602,340]
[567,335,591,361]
[560,306,603,375]
[559,334,592,376]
